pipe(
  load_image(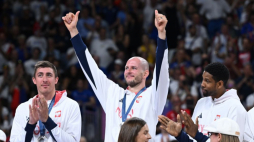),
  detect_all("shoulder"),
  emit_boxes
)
[63,97,79,108]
